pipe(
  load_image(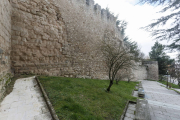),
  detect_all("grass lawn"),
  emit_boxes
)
[38,76,138,120]
[158,80,180,89]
